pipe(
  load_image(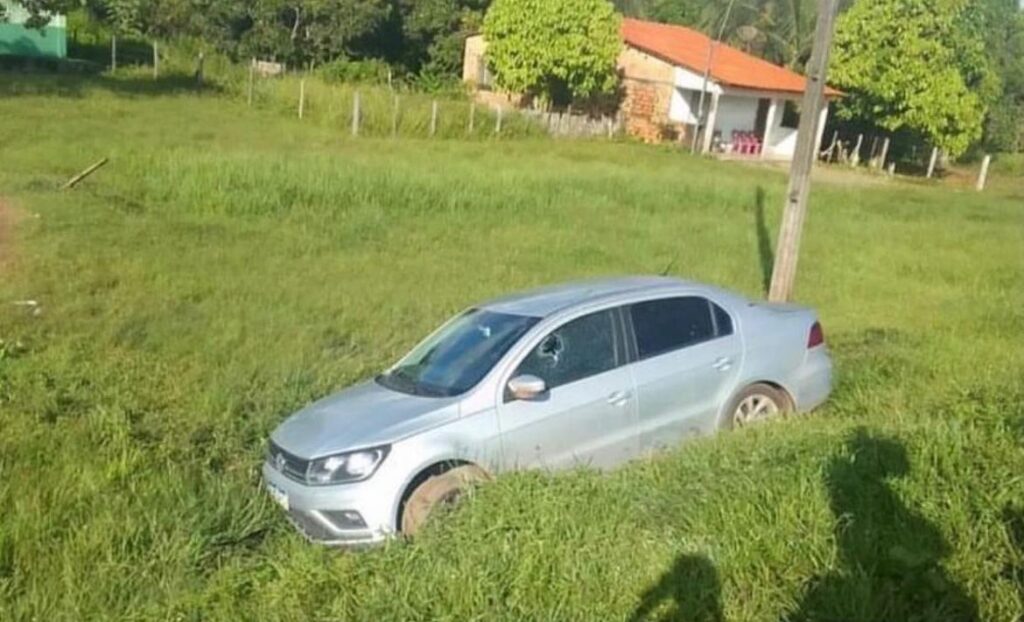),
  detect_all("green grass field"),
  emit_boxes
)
[1,74,1022,621]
